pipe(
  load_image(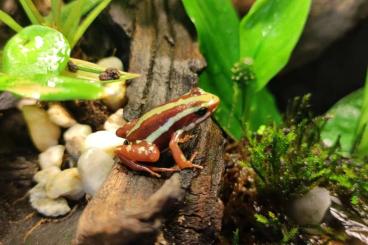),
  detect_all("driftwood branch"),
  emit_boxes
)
[75,1,225,244]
